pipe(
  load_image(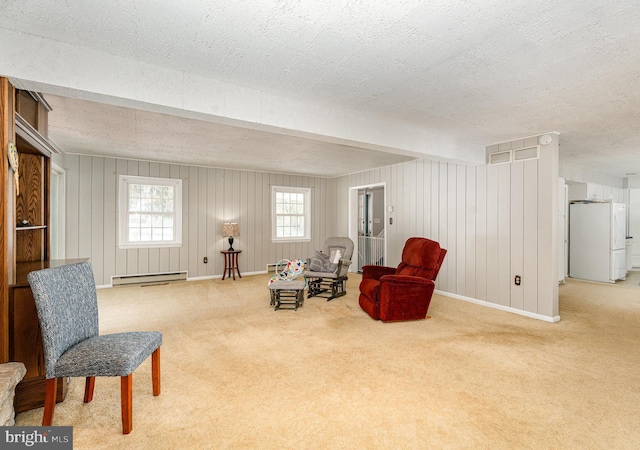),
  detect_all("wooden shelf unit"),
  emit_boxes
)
[1,83,68,412]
